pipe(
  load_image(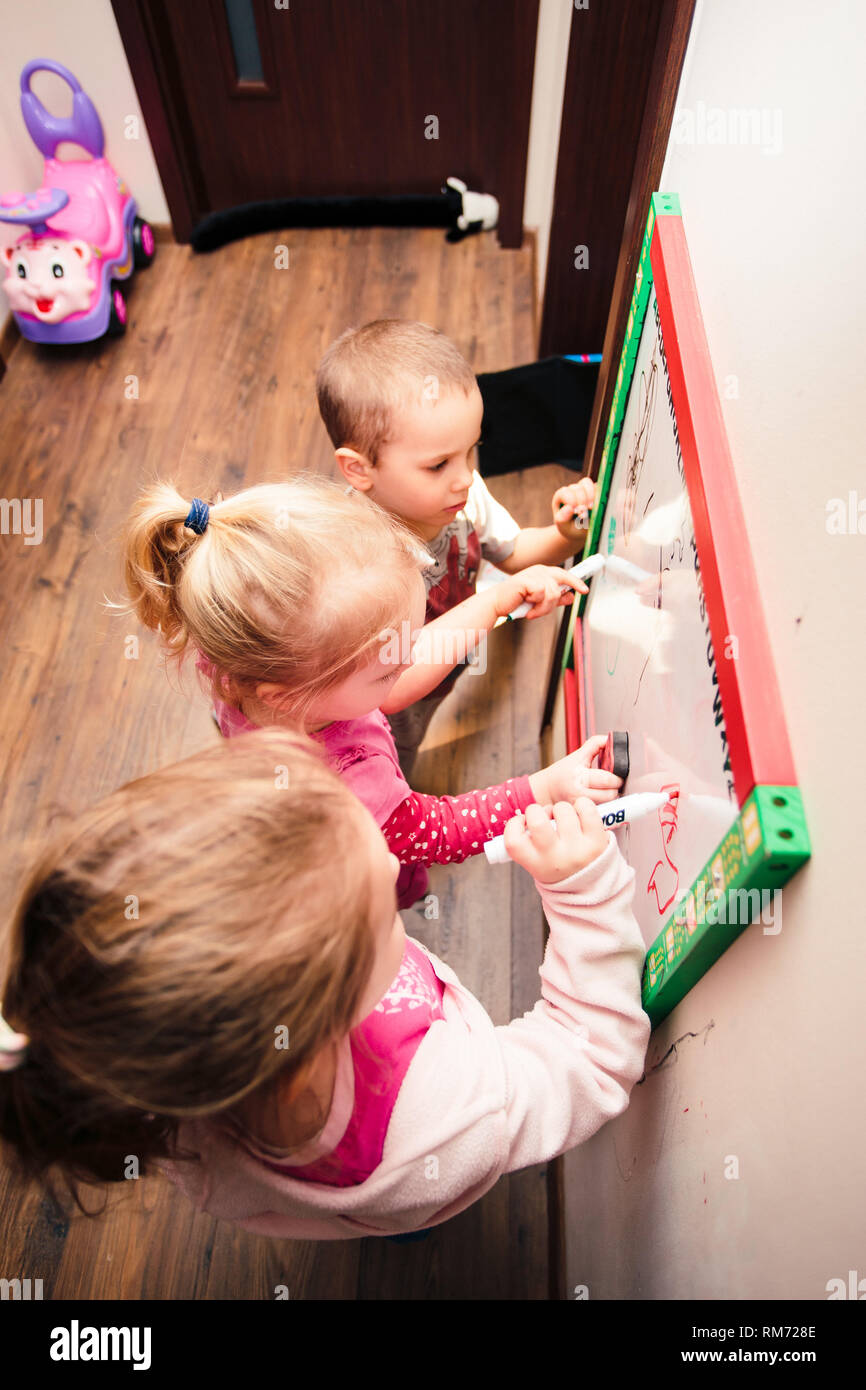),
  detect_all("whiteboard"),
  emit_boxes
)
[582,285,739,948]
